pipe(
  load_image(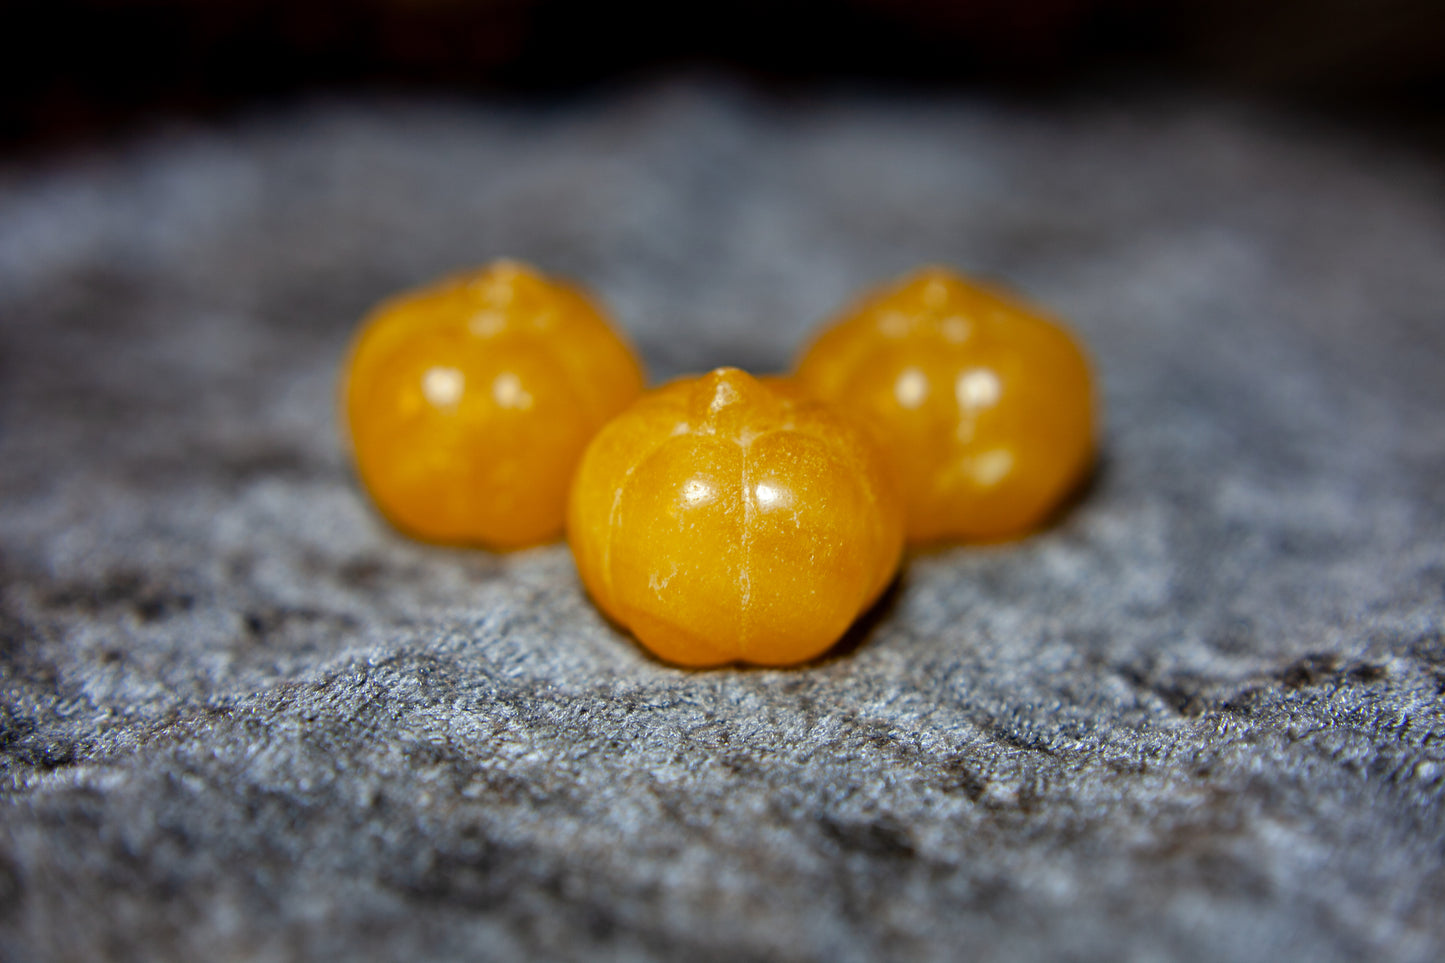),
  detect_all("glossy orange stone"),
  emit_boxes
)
[342,260,645,549]
[568,367,904,667]
[795,266,1096,543]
